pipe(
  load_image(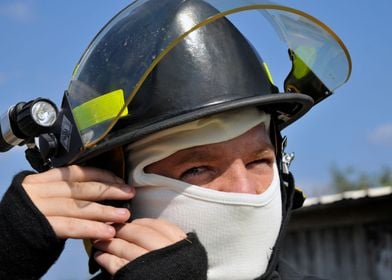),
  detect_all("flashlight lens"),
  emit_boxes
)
[31,101,57,127]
